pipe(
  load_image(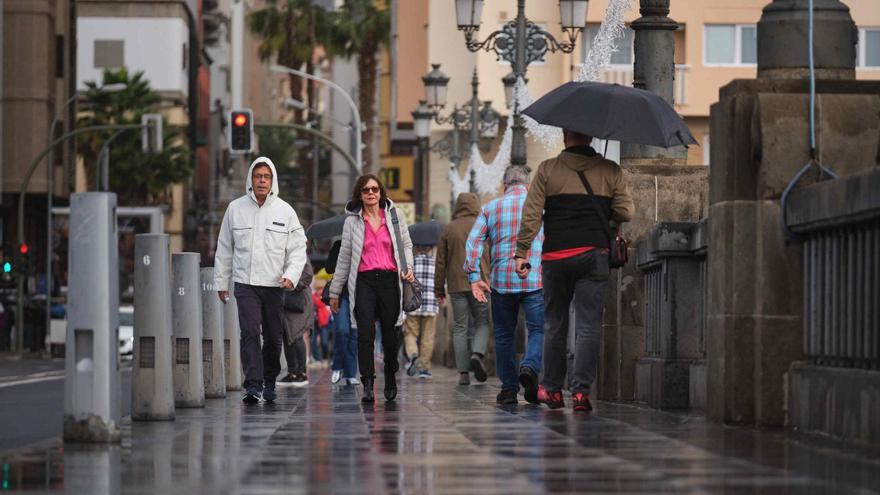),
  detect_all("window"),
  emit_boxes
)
[94,39,124,69]
[704,25,756,66]
[702,134,711,167]
[581,24,634,66]
[858,28,880,68]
